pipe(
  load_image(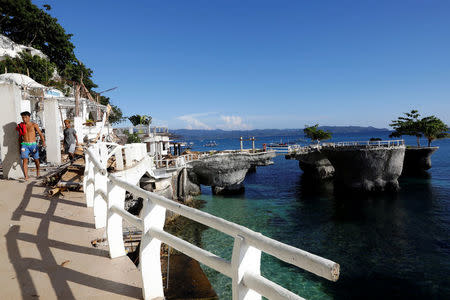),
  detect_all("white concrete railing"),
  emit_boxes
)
[288,140,405,155]
[327,139,404,147]
[83,142,340,300]
[154,154,194,169]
